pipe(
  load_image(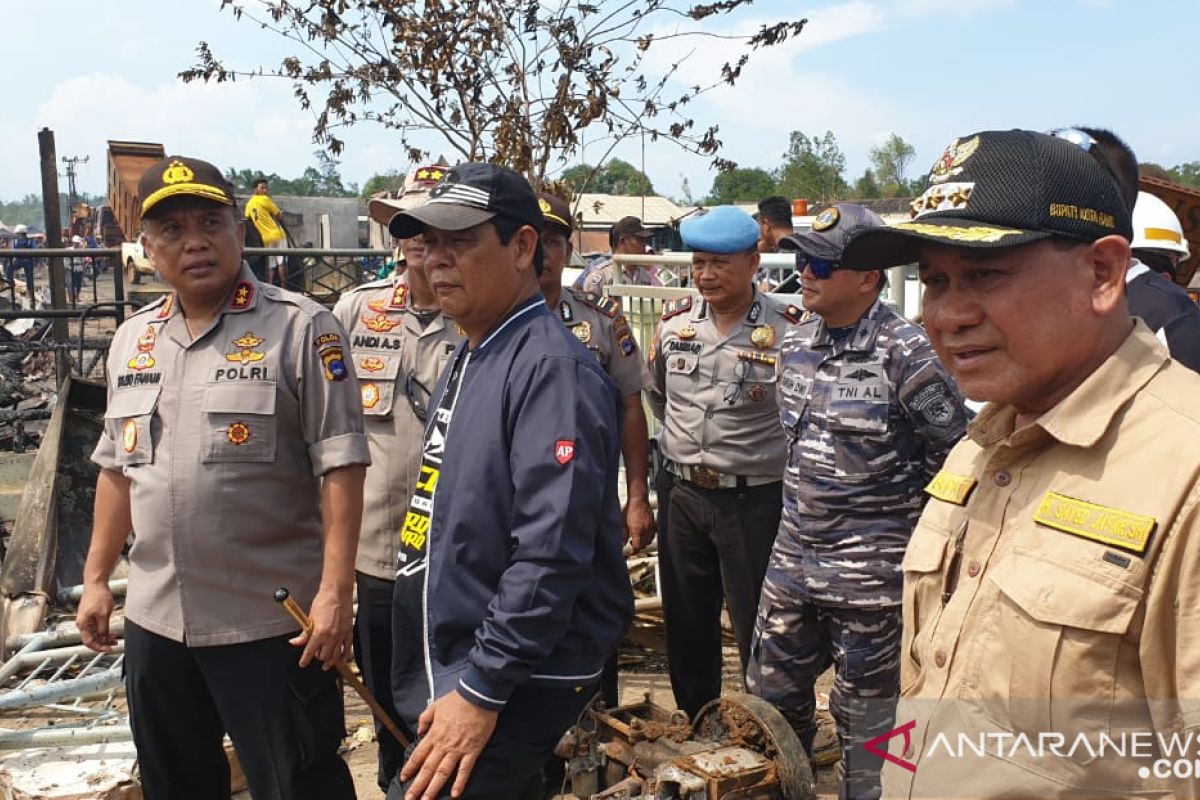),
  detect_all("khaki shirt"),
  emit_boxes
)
[92,265,369,646]
[557,289,652,398]
[333,278,462,579]
[888,322,1200,798]
[648,289,801,477]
